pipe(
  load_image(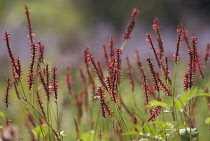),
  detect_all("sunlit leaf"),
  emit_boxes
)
[175,99,183,112]
[122,131,139,136]
[144,124,151,134]
[33,125,47,138]
[0,112,5,120]
[205,117,210,124]
[80,130,94,141]
[135,125,143,132]
[147,100,168,109]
